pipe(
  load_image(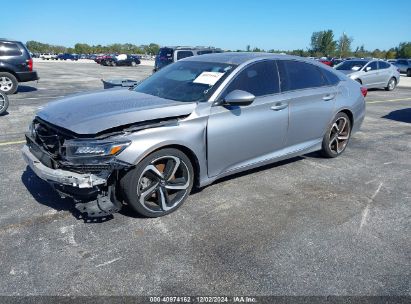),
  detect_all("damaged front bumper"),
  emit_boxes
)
[22,145,107,188]
[22,144,127,218]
